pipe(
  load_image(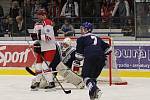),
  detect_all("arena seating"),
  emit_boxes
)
[58,29,123,37]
